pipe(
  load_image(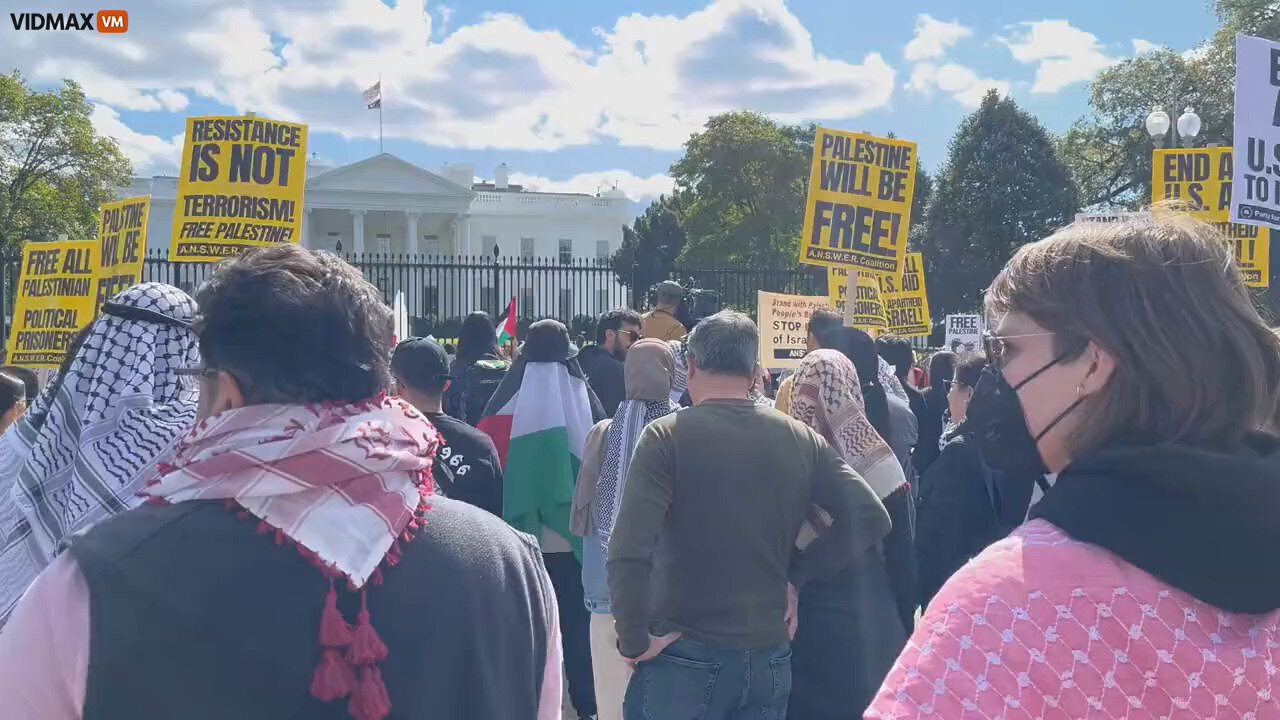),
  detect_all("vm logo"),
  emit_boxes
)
[9,11,128,33]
